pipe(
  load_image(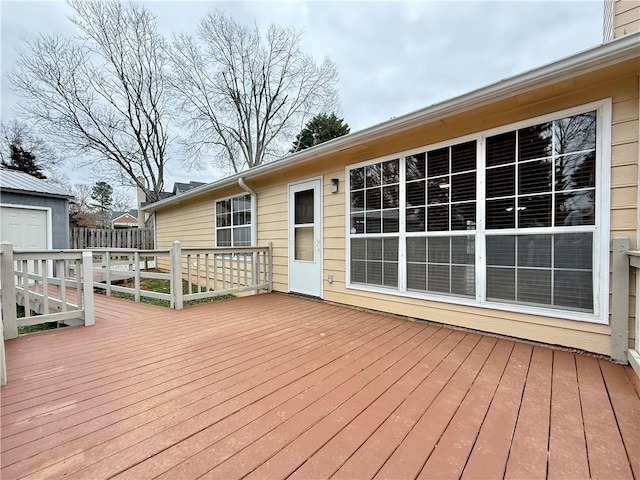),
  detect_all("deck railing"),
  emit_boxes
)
[92,242,273,309]
[0,242,95,342]
[611,237,640,378]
